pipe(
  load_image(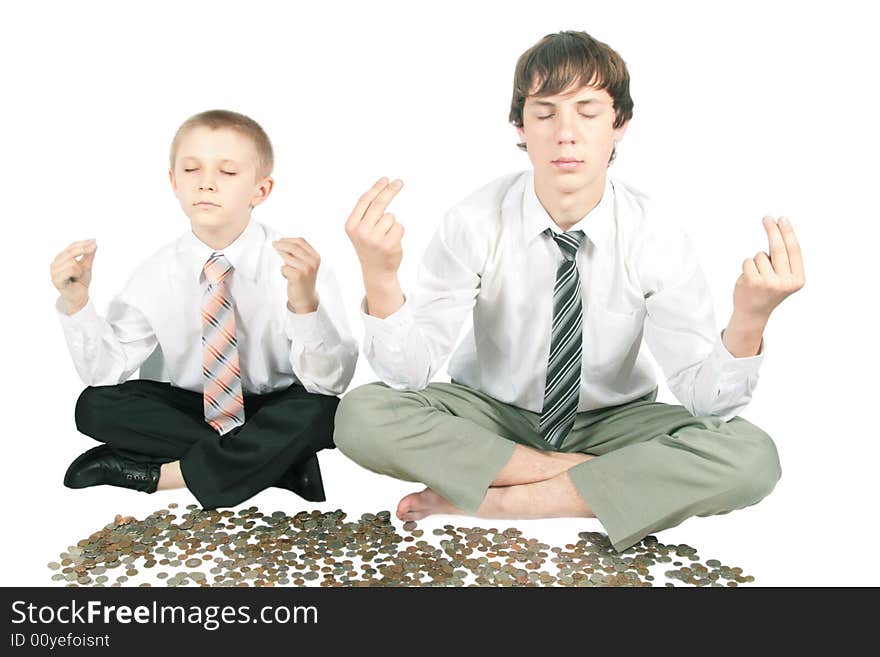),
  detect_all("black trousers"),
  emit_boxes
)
[74,380,339,509]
